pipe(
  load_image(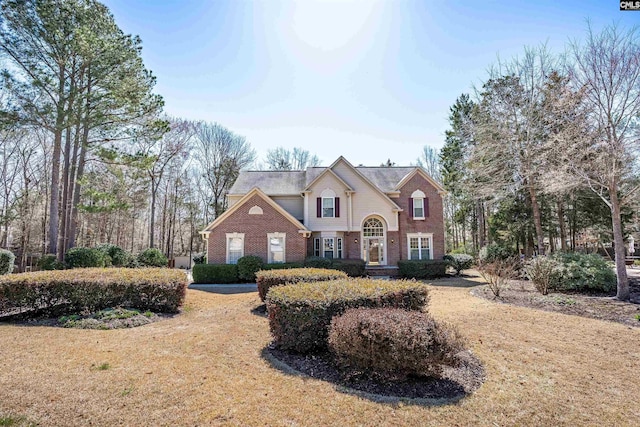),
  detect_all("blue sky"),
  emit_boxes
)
[102,0,639,167]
